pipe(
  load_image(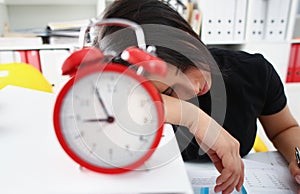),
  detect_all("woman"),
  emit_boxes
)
[94,0,300,193]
